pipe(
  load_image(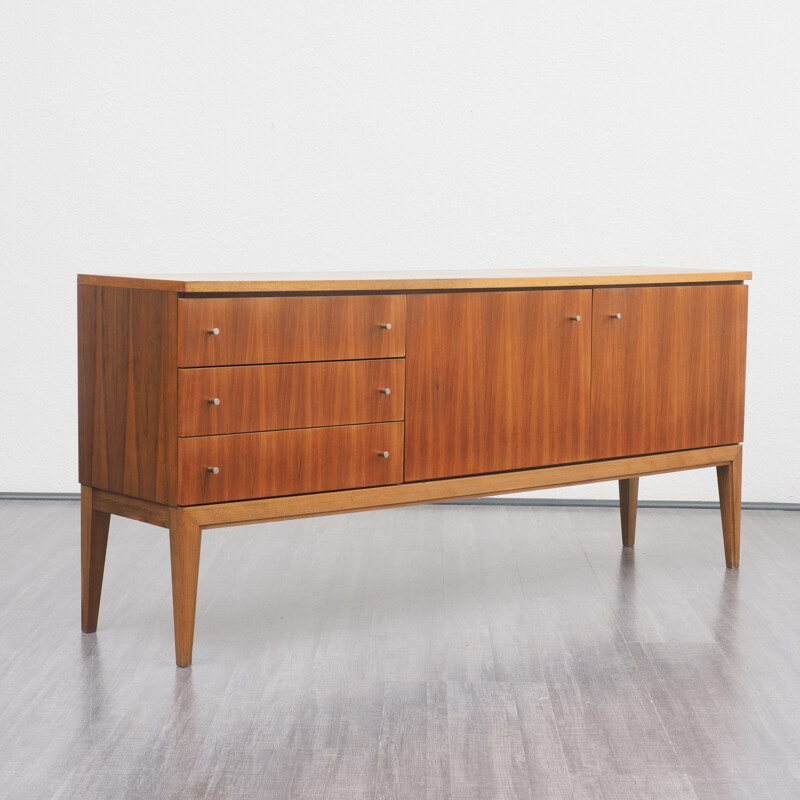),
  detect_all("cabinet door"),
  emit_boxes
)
[405,290,591,482]
[591,284,748,460]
